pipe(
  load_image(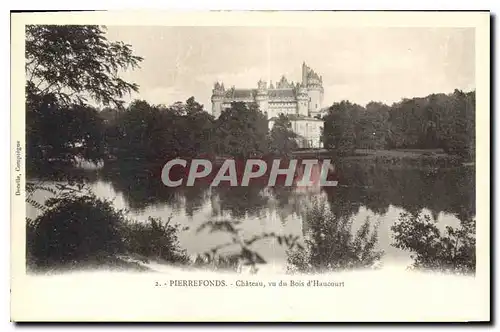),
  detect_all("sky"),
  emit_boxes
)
[105,26,475,110]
